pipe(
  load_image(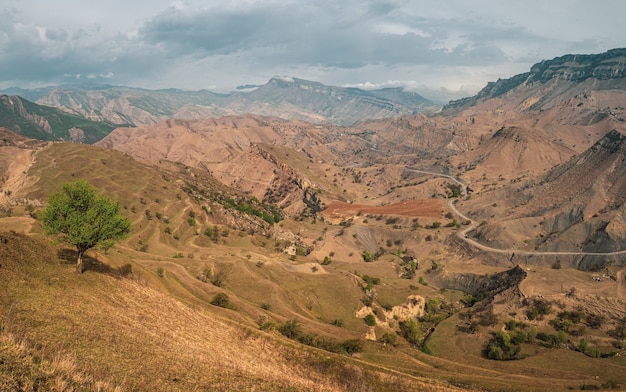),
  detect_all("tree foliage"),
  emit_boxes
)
[42,179,131,273]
